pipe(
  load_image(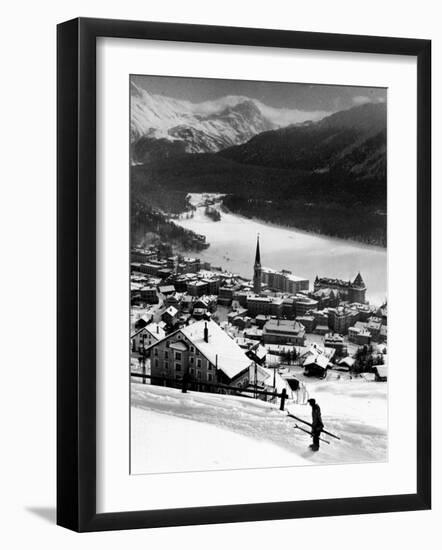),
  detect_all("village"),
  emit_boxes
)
[130,236,388,408]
